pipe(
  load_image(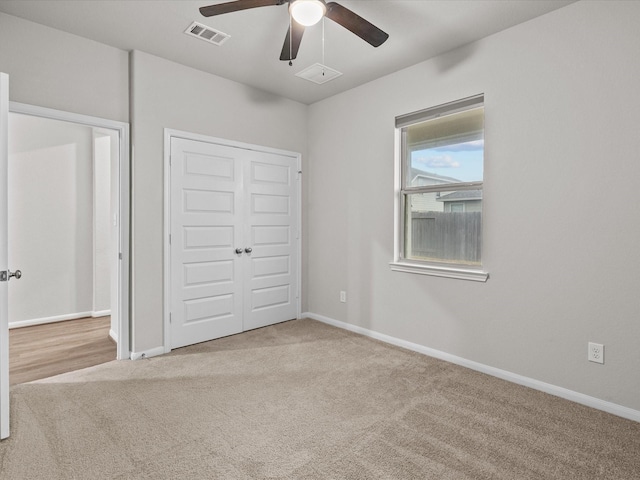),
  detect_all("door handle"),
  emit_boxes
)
[235,248,243,255]
[1,269,22,281]
[244,247,252,254]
